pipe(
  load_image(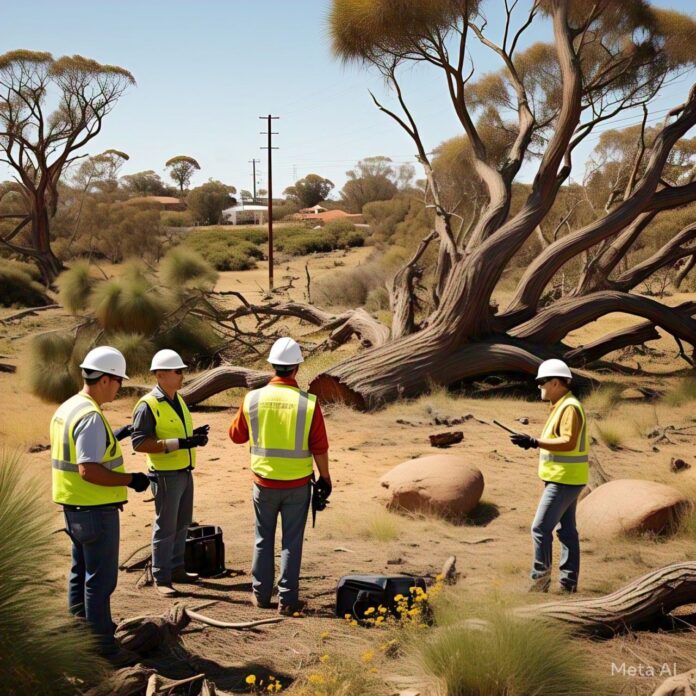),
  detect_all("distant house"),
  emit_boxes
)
[125,196,186,211]
[222,200,268,225]
[298,204,328,215]
[294,208,364,225]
